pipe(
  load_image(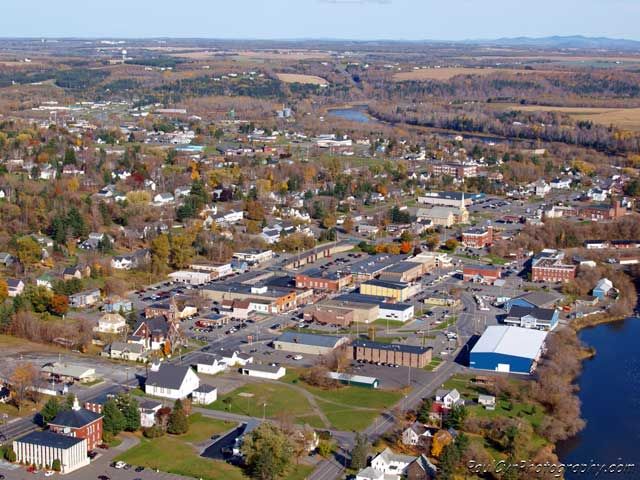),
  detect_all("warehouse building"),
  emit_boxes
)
[347,254,408,283]
[469,326,548,374]
[353,340,432,368]
[360,279,412,302]
[241,364,286,380]
[323,298,380,323]
[327,372,379,389]
[273,331,350,355]
[463,265,502,285]
[334,293,415,322]
[379,261,426,283]
[303,304,355,327]
[295,268,352,292]
[14,431,89,474]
